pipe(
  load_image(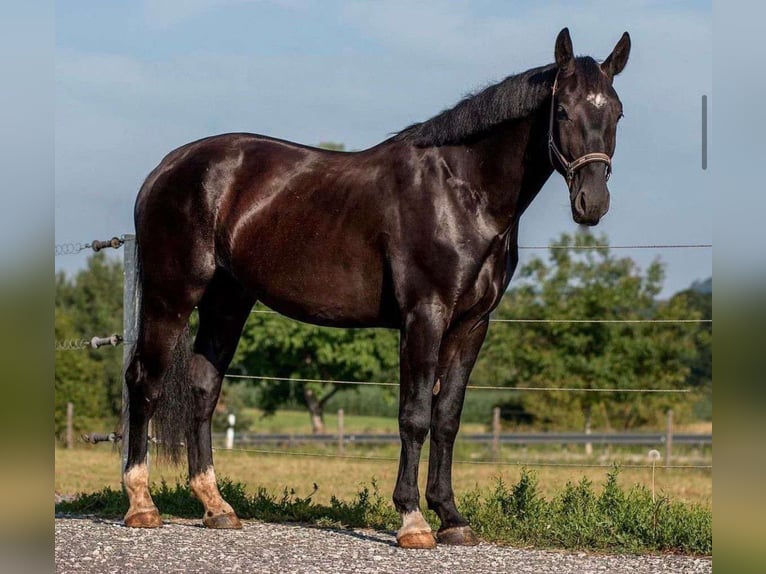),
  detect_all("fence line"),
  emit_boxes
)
[223,373,691,393]
[55,242,92,256]
[487,318,711,324]
[210,445,712,470]
[518,244,712,250]
[248,308,710,324]
[82,427,711,471]
[55,314,712,351]
[55,239,713,257]
[212,431,712,447]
